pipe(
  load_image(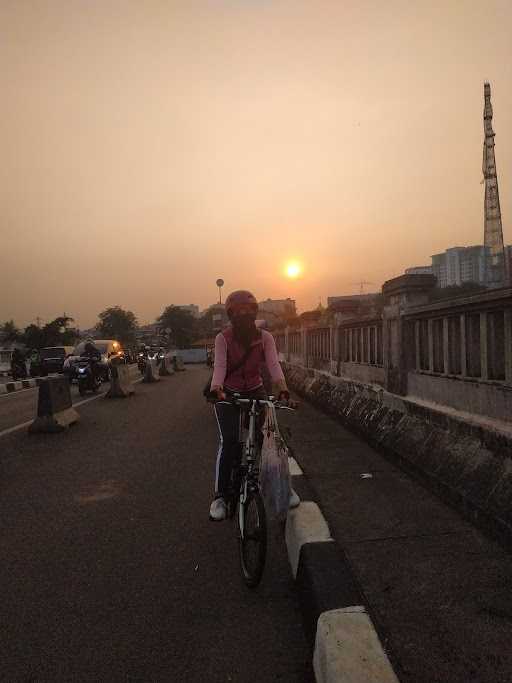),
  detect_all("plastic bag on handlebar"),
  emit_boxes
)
[259,404,291,521]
